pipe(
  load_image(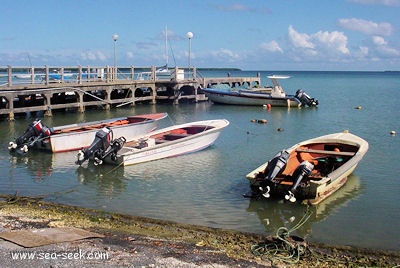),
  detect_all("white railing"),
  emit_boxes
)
[0,65,196,87]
